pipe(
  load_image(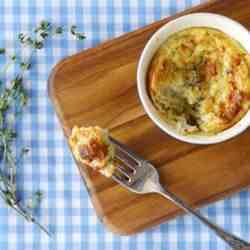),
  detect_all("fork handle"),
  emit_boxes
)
[157,187,250,250]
